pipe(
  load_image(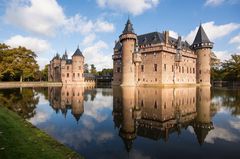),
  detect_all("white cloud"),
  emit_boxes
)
[28,94,53,125]
[64,14,115,35]
[204,0,239,6]
[185,21,240,44]
[4,35,51,53]
[229,34,240,50]
[169,30,178,39]
[205,126,239,144]
[230,121,240,131]
[5,0,65,36]
[81,34,96,46]
[188,126,239,144]
[83,41,113,70]
[213,50,232,61]
[96,0,160,15]
[4,0,115,36]
[205,0,225,6]
[36,57,49,69]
